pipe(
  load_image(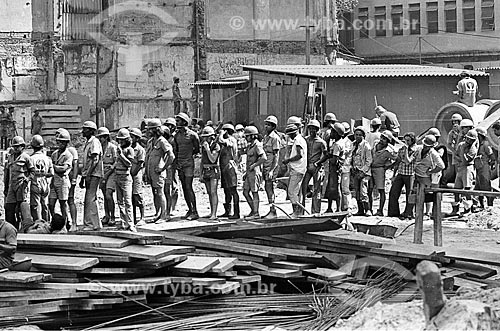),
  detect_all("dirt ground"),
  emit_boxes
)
[2,158,500,253]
